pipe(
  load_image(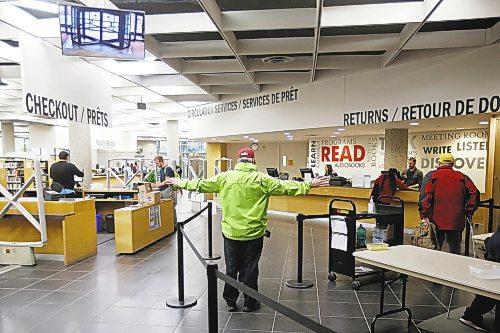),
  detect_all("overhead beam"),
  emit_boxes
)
[310,0,324,82]
[222,8,316,31]
[210,85,257,95]
[486,21,500,45]
[382,0,445,67]
[197,0,260,92]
